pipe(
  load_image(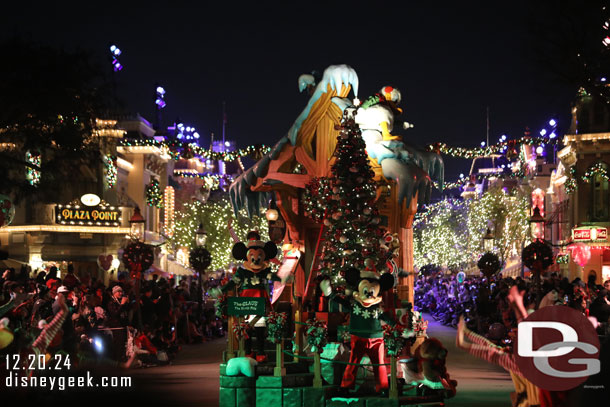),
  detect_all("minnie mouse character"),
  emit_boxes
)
[220,231,280,361]
[320,268,397,393]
